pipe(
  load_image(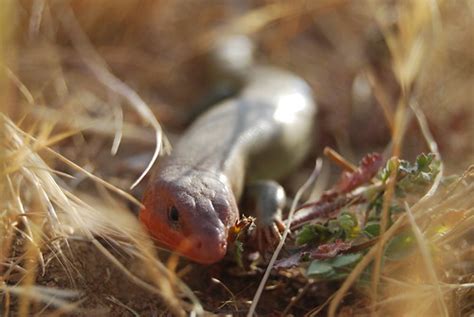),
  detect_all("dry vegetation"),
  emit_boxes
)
[1,0,473,316]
